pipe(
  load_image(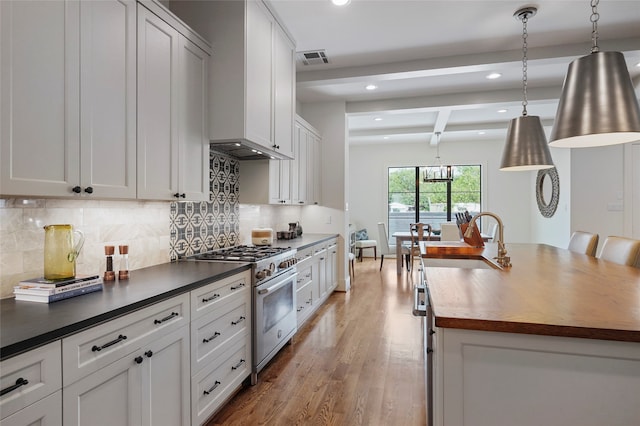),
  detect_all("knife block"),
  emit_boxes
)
[460,223,485,248]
